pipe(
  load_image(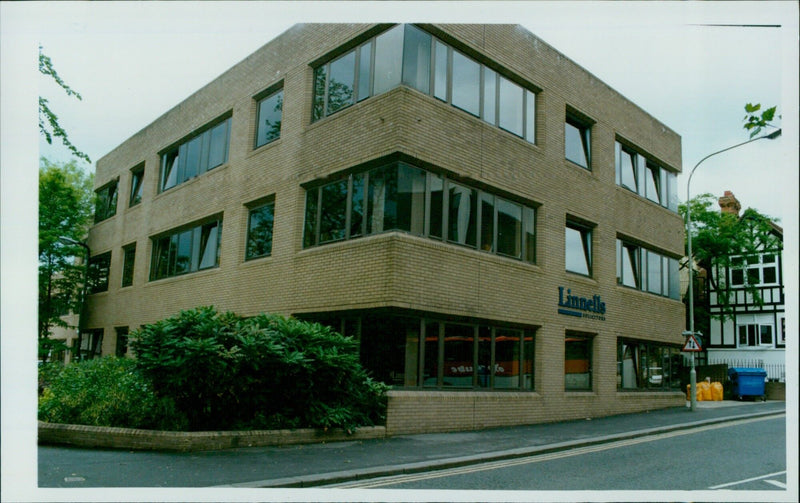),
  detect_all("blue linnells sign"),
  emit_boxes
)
[558,287,606,321]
